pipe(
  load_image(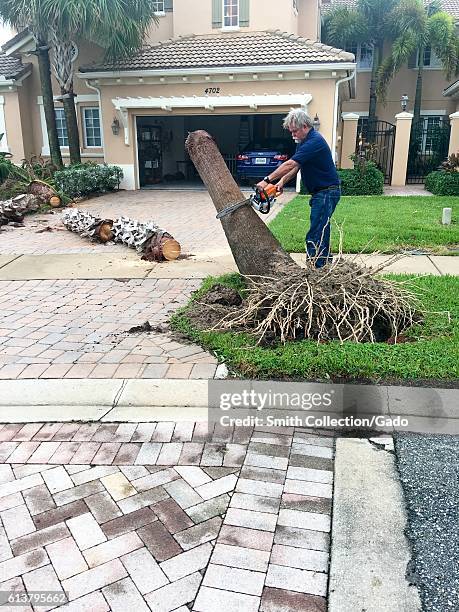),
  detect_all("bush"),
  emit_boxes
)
[0,178,28,200]
[425,170,459,196]
[300,161,384,196]
[54,163,124,198]
[337,162,384,196]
